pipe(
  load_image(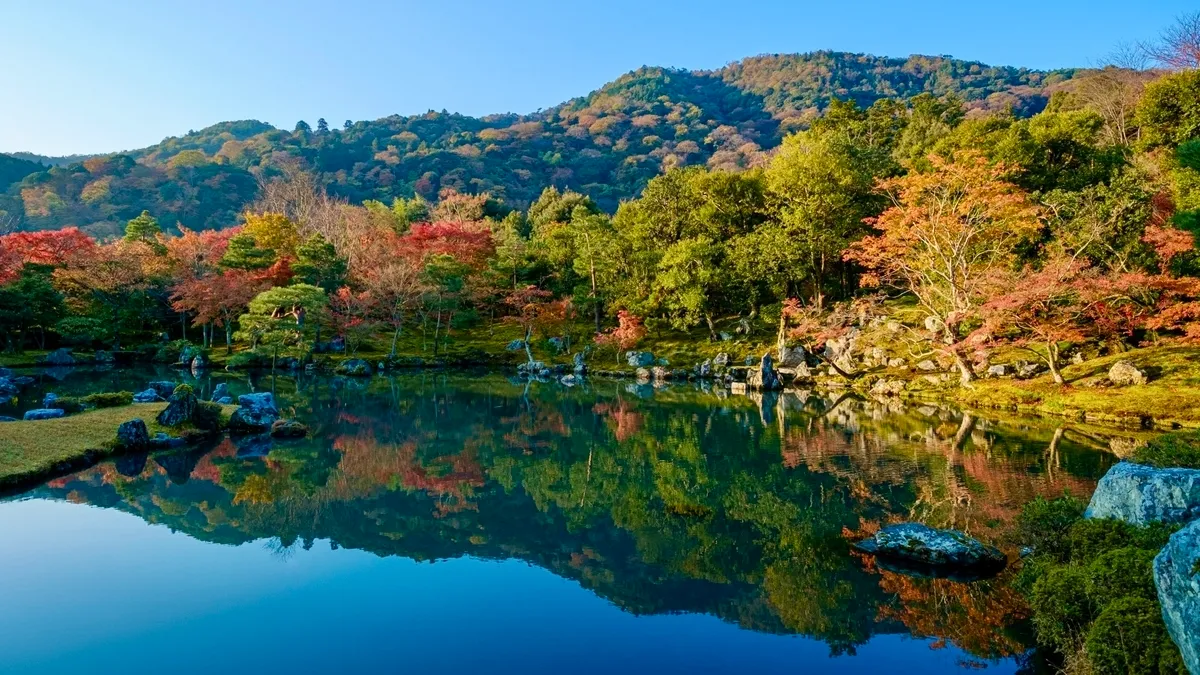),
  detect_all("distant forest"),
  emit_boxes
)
[0,51,1076,237]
